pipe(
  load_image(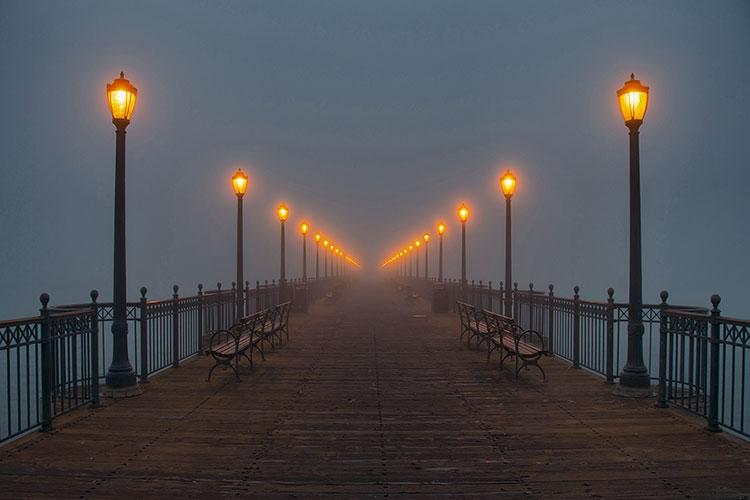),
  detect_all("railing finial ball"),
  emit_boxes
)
[659,290,668,303]
[529,283,534,290]
[574,285,580,294]
[608,287,615,299]
[40,293,50,307]
[91,289,99,301]
[549,284,554,292]
[710,294,721,309]
[173,284,179,294]
[217,282,222,290]
[198,283,203,291]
